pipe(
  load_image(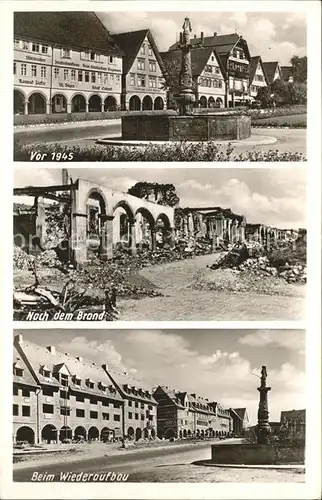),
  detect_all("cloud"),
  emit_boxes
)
[57,330,305,424]
[238,330,306,354]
